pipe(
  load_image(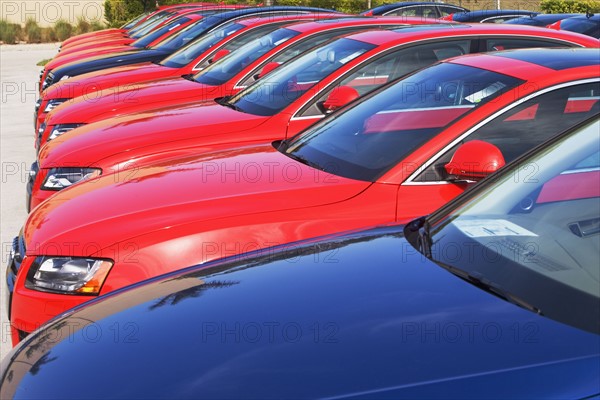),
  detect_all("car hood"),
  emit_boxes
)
[45,45,137,71]
[27,143,370,254]
[51,49,168,81]
[5,227,600,398]
[39,102,266,167]
[47,77,218,124]
[42,62,176,100]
